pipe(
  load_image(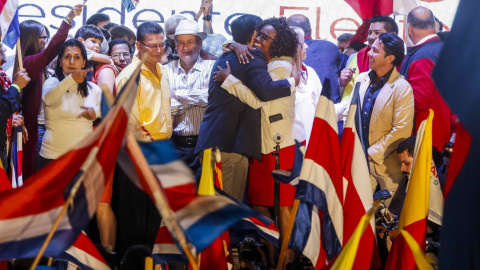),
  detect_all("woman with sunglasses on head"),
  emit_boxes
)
[14,4,84,181]
[214,17,303,269]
